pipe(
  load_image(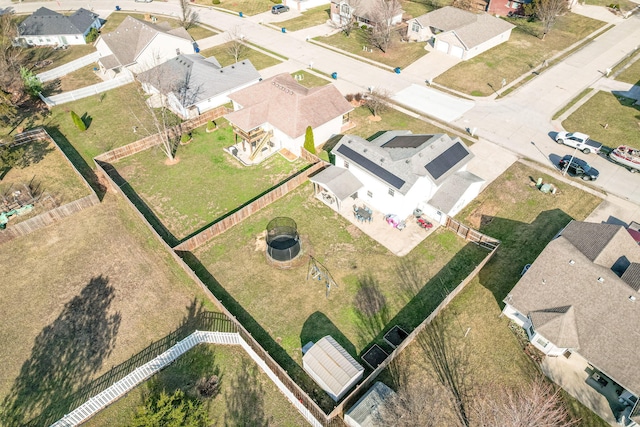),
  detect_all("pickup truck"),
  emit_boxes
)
[555,131,602,154]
